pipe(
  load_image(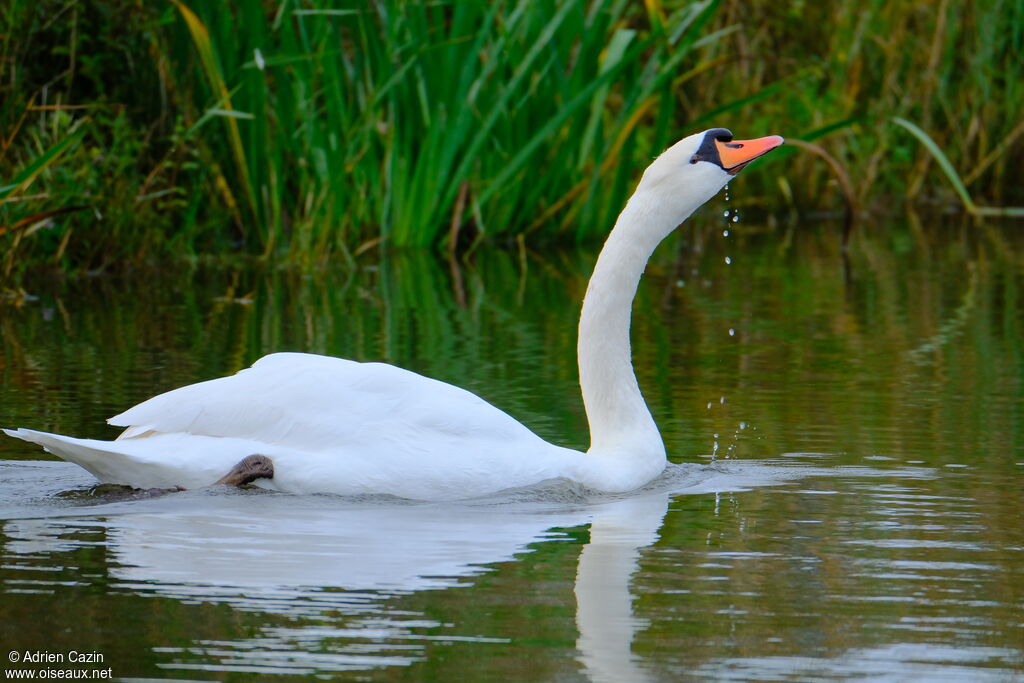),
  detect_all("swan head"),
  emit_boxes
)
[633,128,784,225]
